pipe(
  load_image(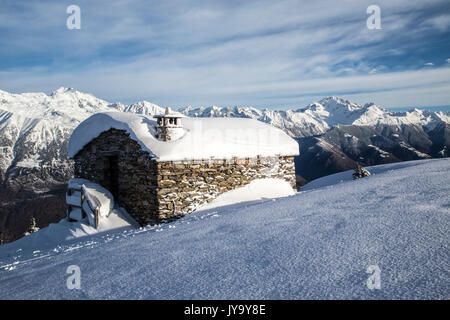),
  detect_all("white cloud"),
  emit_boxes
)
[446,58,450,63]
[423,14,450,32]
[424,62,434,66]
